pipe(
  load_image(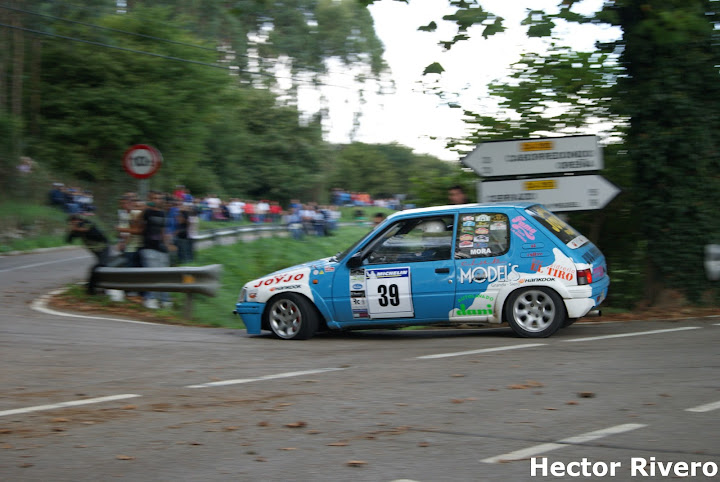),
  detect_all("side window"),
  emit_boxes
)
[365,216,454,264]
[455,213,509,259]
